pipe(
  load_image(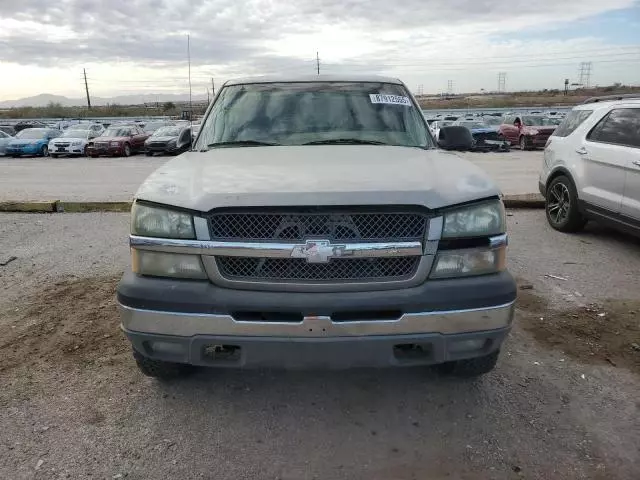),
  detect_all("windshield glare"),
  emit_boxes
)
[522,116,556,126]
[195,82,433,149]
[61,129,89,138]
[16,129,47,139]
[153,127,181,137]
[103,128,131,137]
